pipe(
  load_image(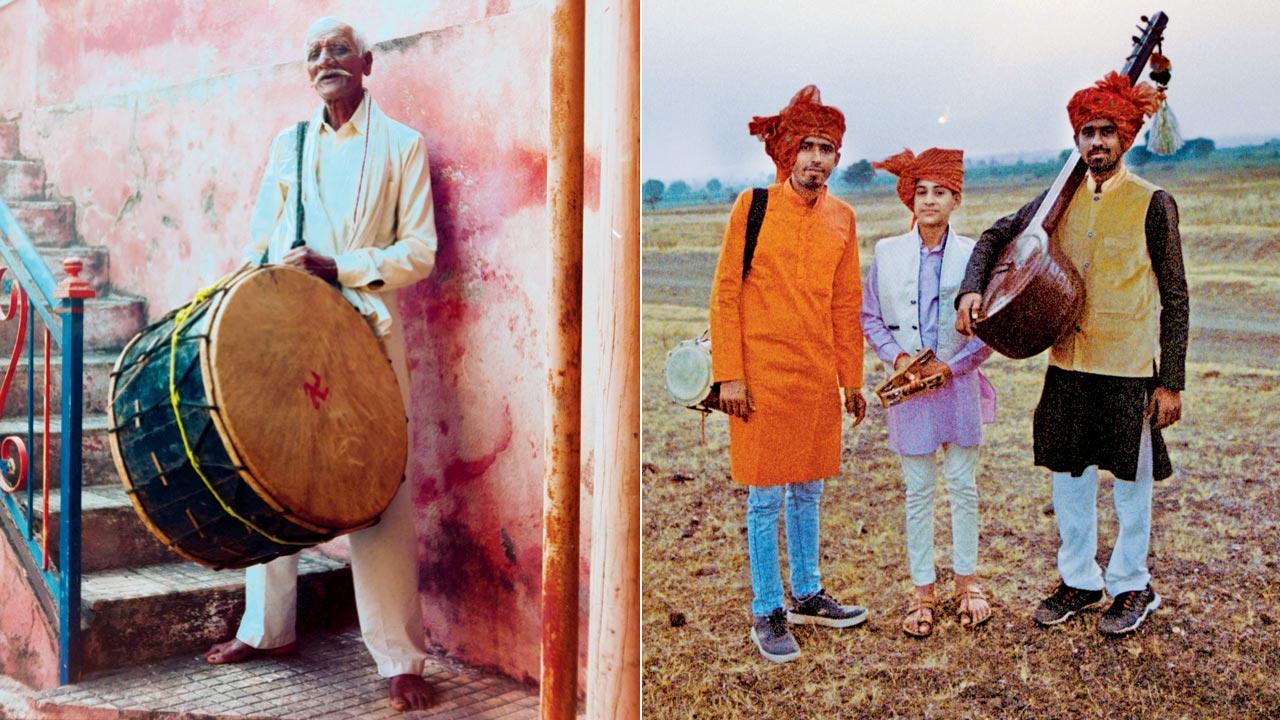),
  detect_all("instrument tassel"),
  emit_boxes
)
[1146,52,1183,156]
